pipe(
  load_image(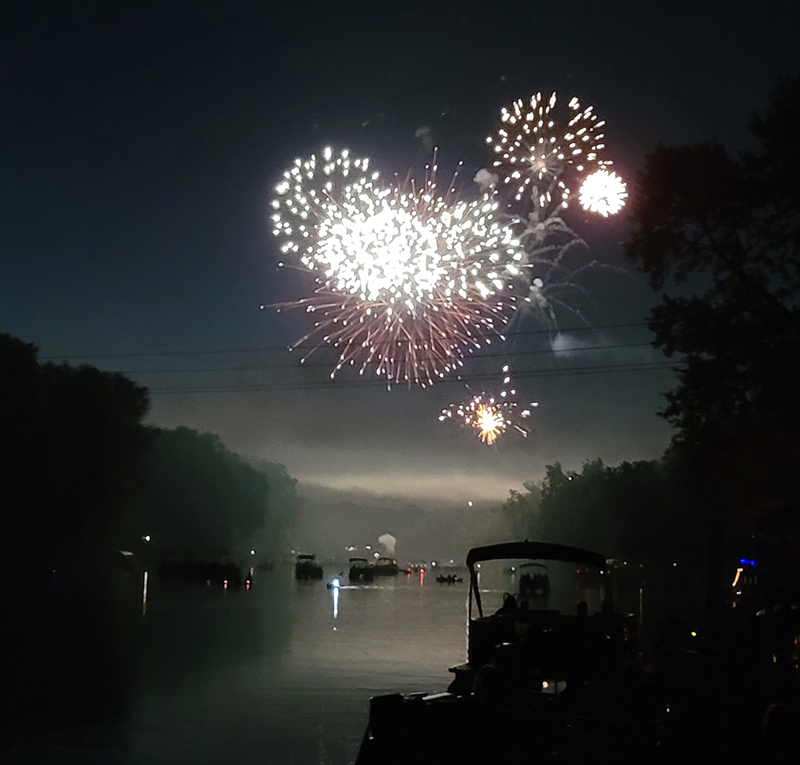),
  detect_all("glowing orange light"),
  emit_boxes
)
[475,404,504,444]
